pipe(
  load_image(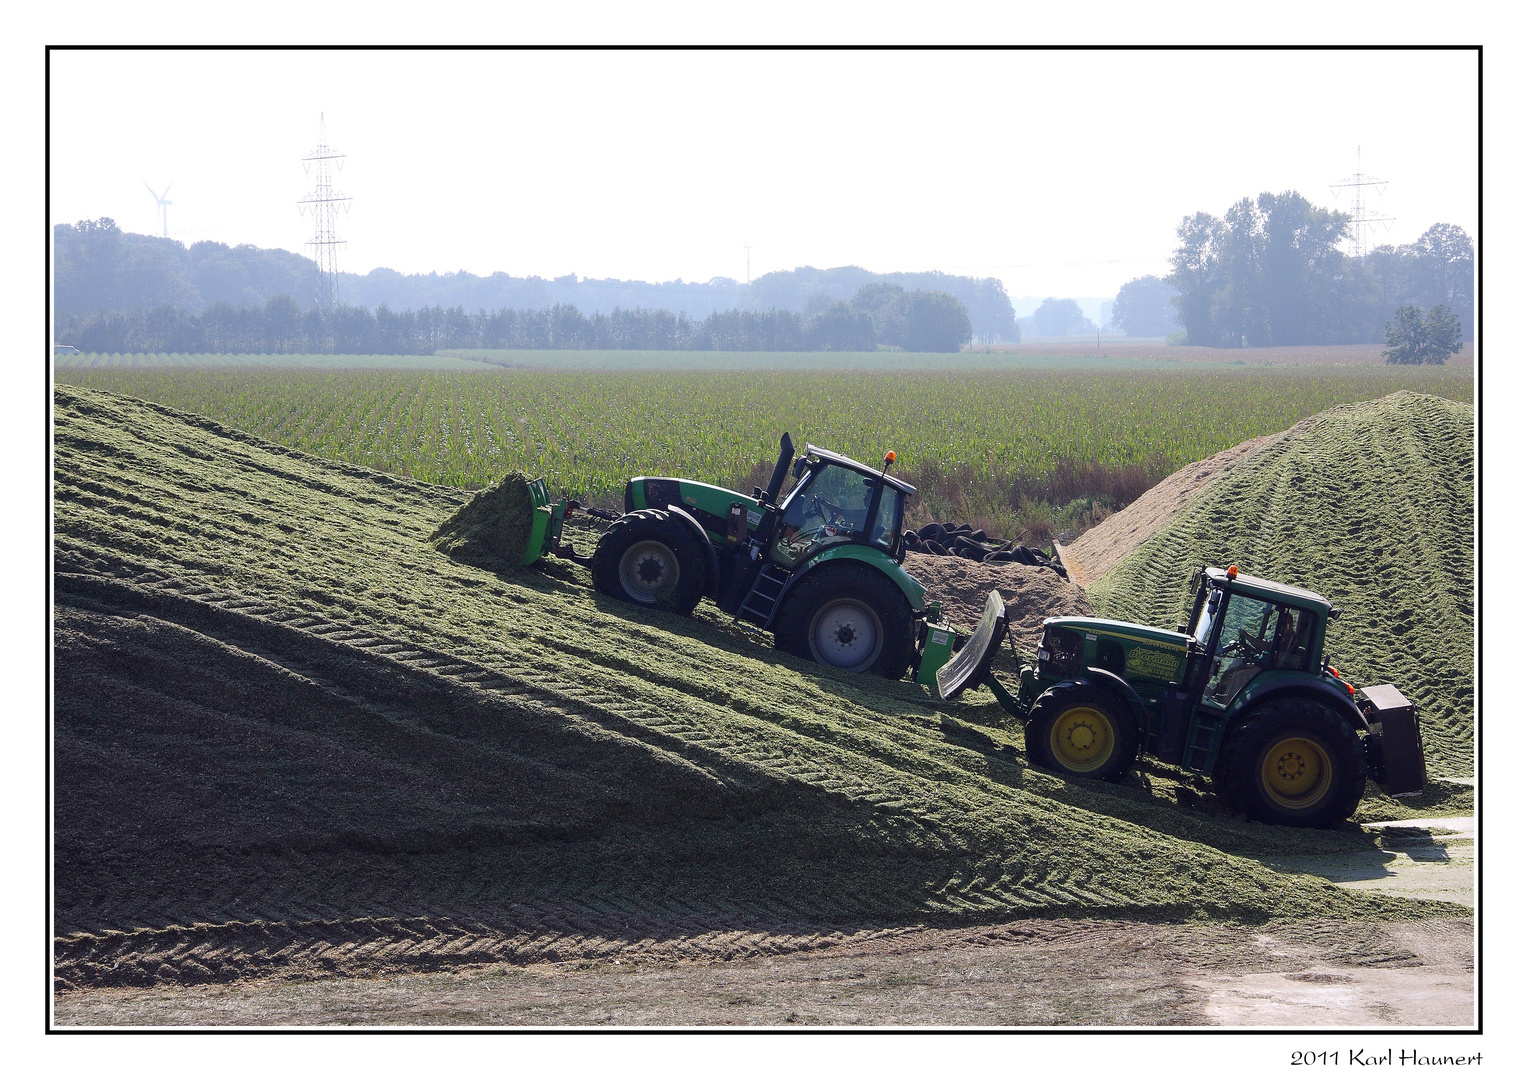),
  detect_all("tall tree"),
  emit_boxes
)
[804,303,877,351]
[1031,297,1092,338]
[1383,304,1463,365]
[1168,212,1225,345]
[900,290,972,352]
[850,282,908,347]
[1403,224,1475,340]
[1110,275,1178,336]
[1169,192,1354,347]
